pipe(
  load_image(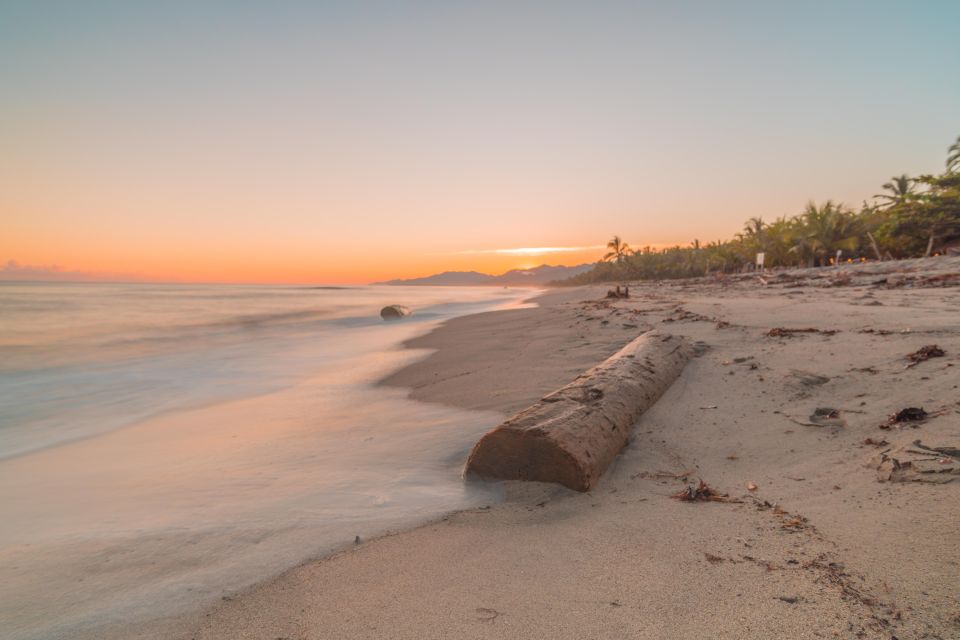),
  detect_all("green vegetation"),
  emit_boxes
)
[564,136,960,285]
